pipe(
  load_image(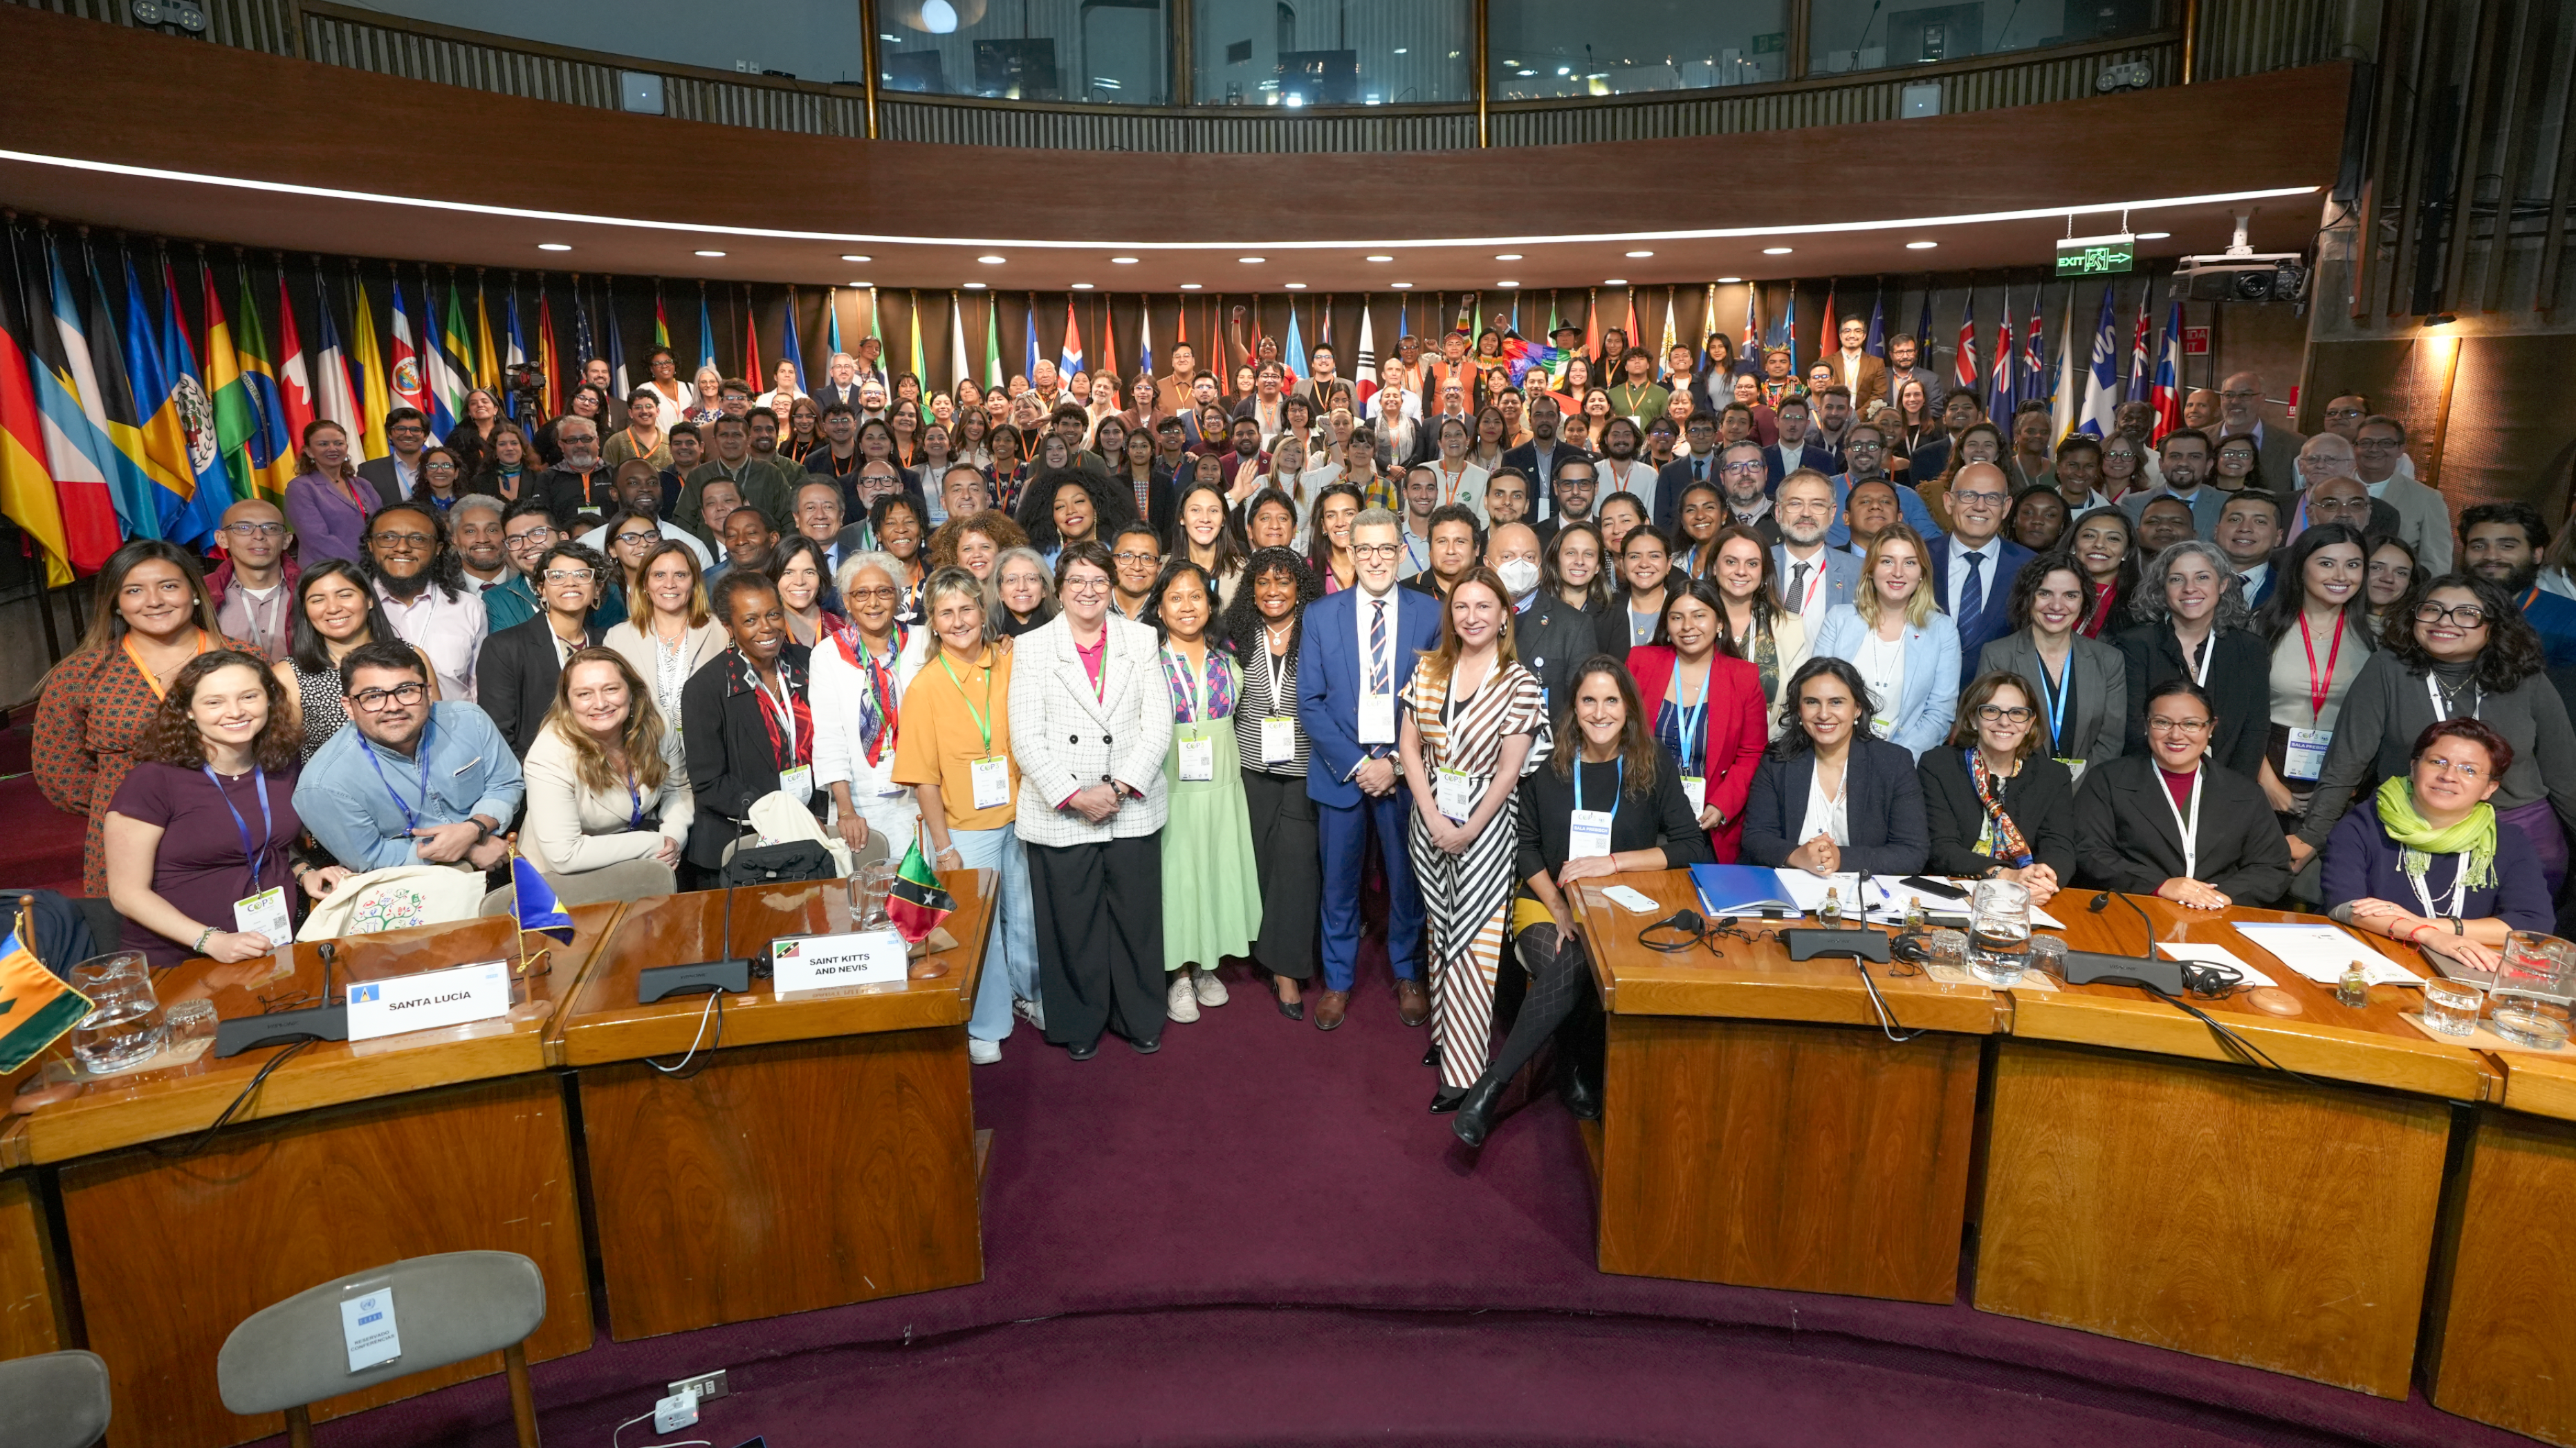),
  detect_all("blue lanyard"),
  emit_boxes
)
[360,714,437,832]
[1573,757,1622,816]
[1674,663,1709,774]
[626,765,645,830]
[203,765,273,893]
[2036,655,2070,754]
